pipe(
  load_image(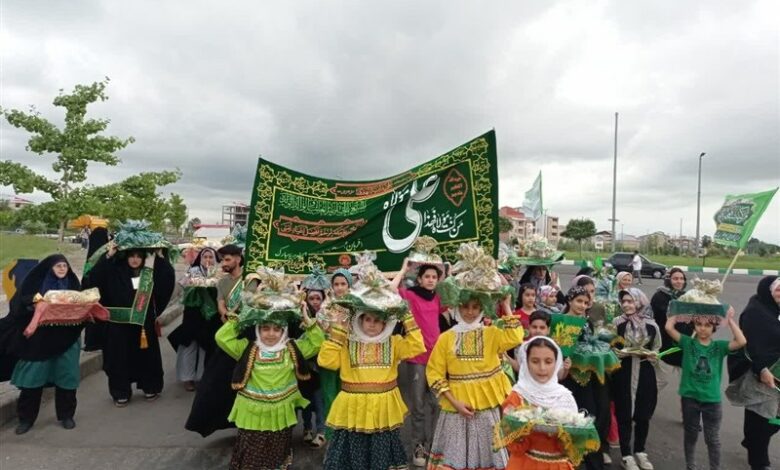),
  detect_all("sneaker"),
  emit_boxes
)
[412,443,427,467]
[14,421,33,435]
[303,429,314,443]
[114,398,129,408]
[144,393,160,402]
[604,452,612,465]
[61,418,76,430]
[310,433,326,448]
[634,452,654,470]
[622,455,640,470]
